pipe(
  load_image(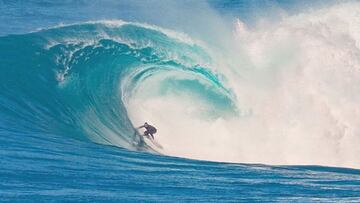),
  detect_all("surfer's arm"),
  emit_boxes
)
[137,125,145,129]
